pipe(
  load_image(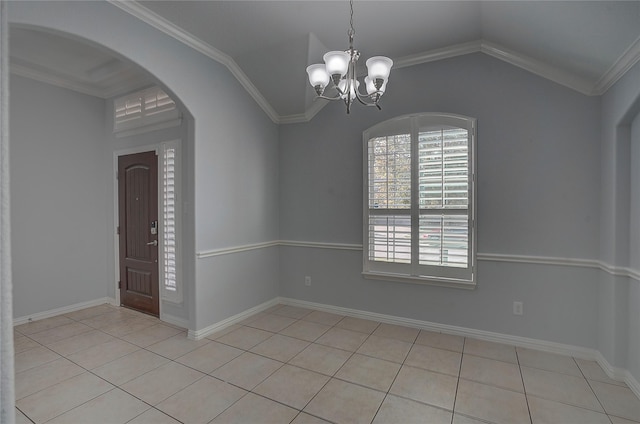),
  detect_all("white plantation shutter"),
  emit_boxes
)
[363,113,476,287]
[368,134,412,265]
[114,96,142,125]
[161,141,182,303]
[114,86,180,135]
[145,89,176,116]
[418,127,469,269]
